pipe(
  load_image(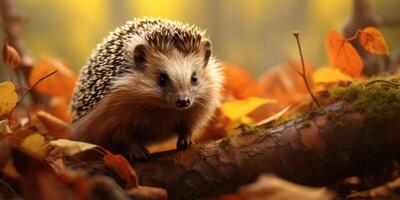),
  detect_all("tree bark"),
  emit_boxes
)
[133,100,400,200]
